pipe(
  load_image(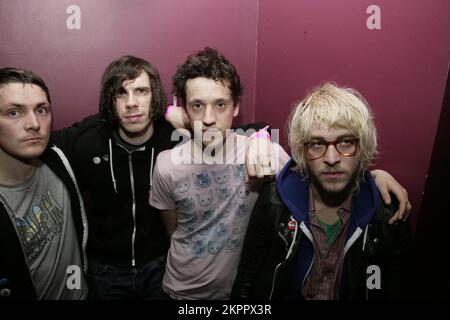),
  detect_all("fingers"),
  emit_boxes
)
[404,201,412,222]
[388,214,398,225]
[388,197,412,225]
[395,187,409,222]
[260,143,274,176]
[372,170,410,225]
[388,206,405,225]
[397,194,407,221]
[255,161,265,178]
[245,162,256,183]
[388,202,405,225]
[261,149,276,177]
[380,189,392,205]
[244,165,250,183]
[270,152,278,173]
[245,137,276,181]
